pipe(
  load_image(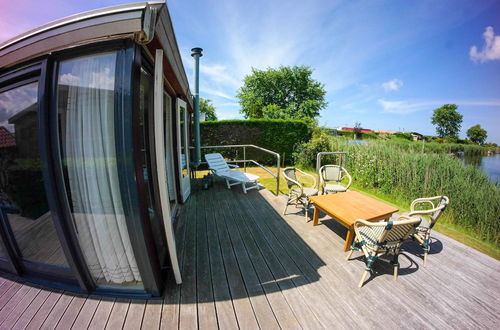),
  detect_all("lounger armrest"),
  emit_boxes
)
[228,164,239,169]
